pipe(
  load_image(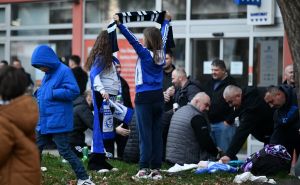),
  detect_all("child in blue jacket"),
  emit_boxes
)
[31,45,94,185]
[114,12,171,180]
